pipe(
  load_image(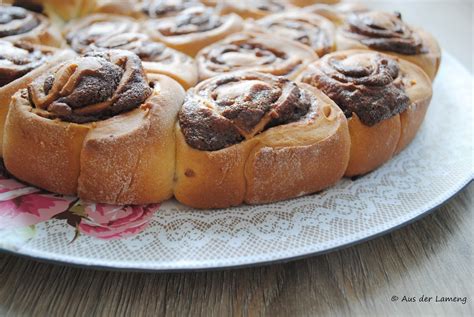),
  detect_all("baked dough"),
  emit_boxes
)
[143,6,243,57]
[247,11,336,57]
[299,50,432,176]
[64,13,140,53]
[219,0,296,20]
[303,2,368,25]
[174,71,350,208]
[196,32,318,81]
[0,4,64,47]
[0,40,75,155]
[335,11,441,80]
[3,50,185,204]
